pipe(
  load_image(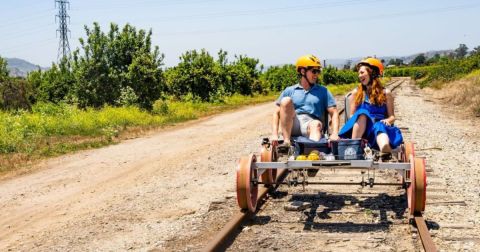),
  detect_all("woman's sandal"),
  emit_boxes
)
[379,152,397,162]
